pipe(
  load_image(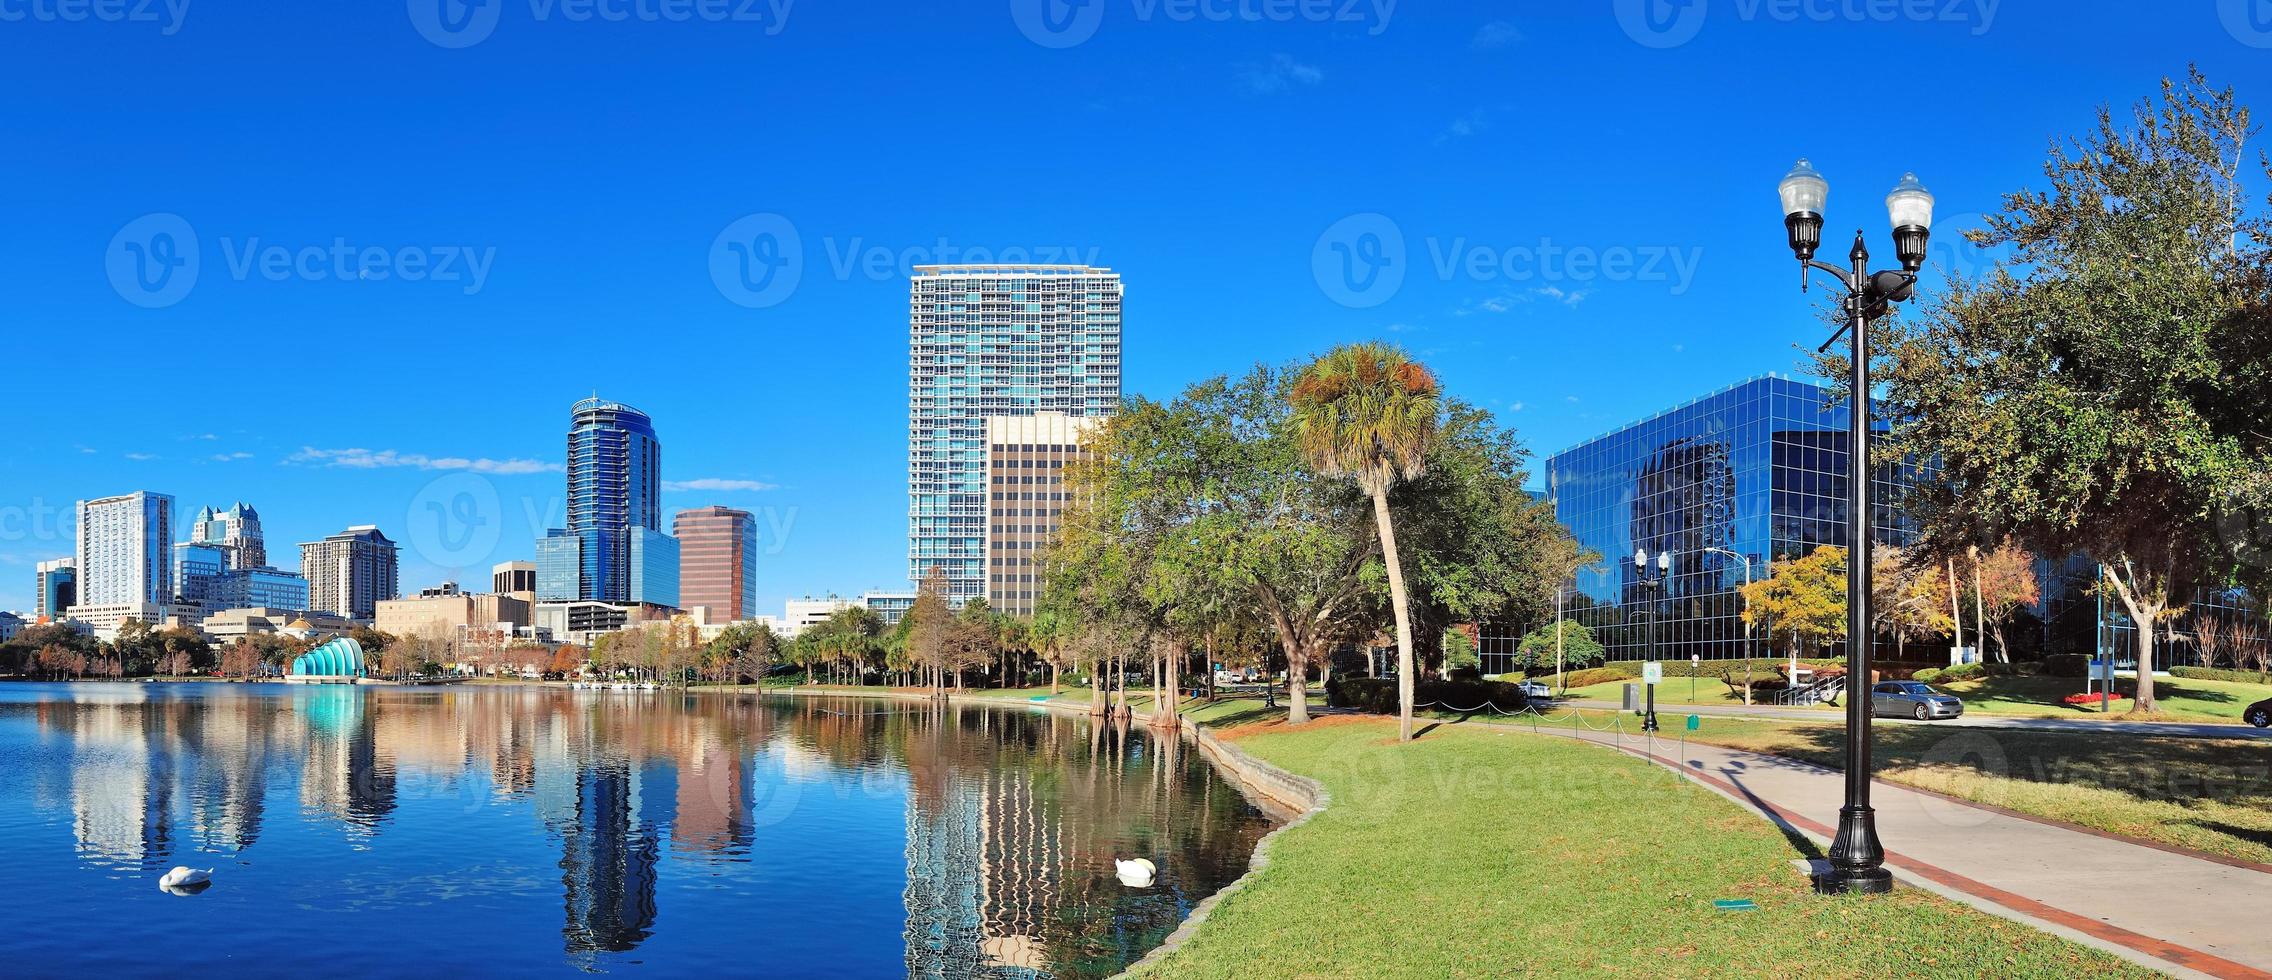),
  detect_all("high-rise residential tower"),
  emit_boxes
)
[984,412,1100,616]
[70,492,175,634]
[299,525,400,622]
[908,265,1121,603]
[552,397,665,604]
[674,506,756,622]
[189,501,266,569]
